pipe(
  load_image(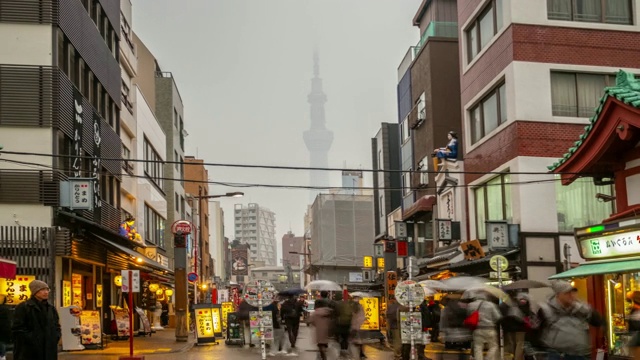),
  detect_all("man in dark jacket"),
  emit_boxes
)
[238,299,258,348]
[11,280,61,360]
[280,295,303,353]
[0,295,11,360]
